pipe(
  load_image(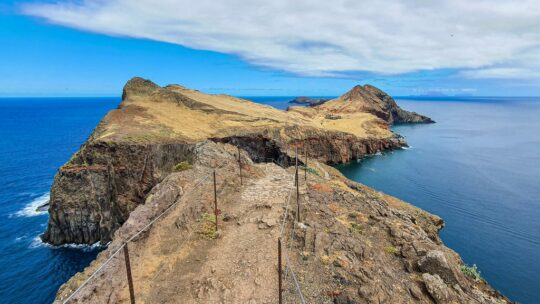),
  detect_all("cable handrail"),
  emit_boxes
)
[273,156,307,303]
[62,155,309,303]
[61,162,230,304]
